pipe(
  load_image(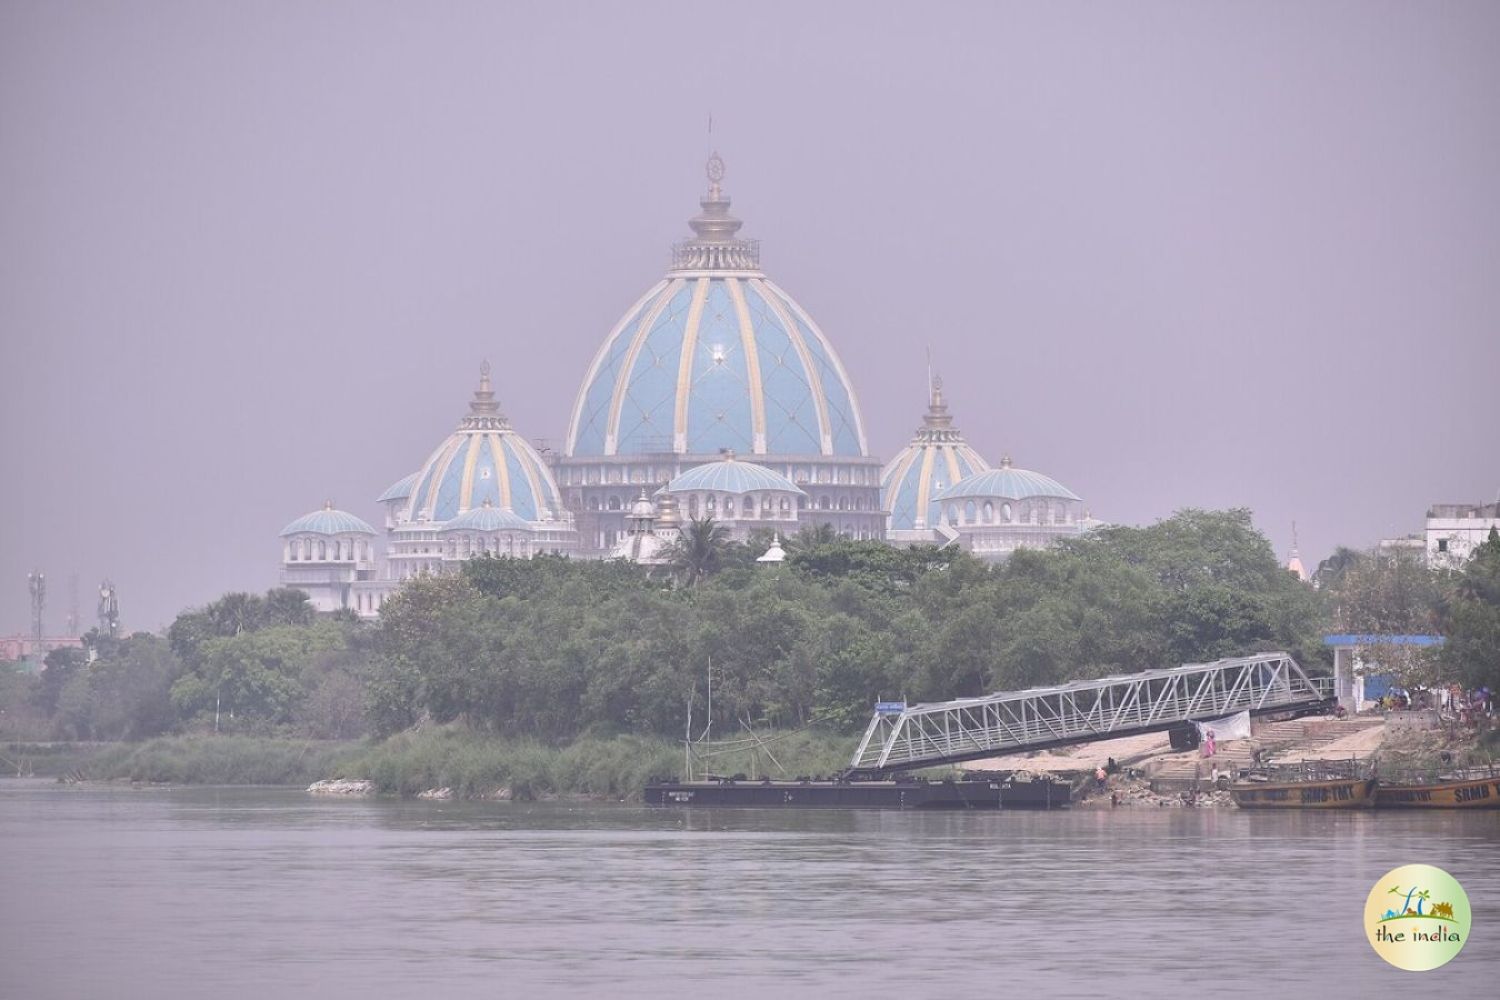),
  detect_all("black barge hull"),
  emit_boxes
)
[644,778,1070,810]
